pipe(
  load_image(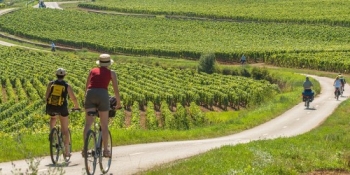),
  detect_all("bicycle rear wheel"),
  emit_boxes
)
[99,130,112,174]
[84,130,97,175]
[336,90,340,100]
[63,129,72,162]
[49,128,60,164]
